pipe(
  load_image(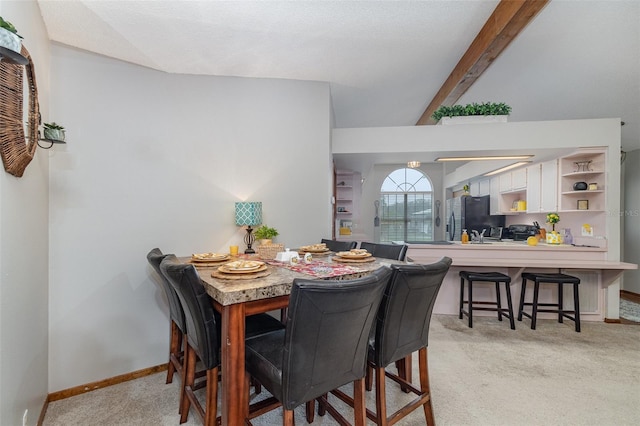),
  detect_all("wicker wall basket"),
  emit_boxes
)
[0,45,40,177]
[256,243,285,260]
